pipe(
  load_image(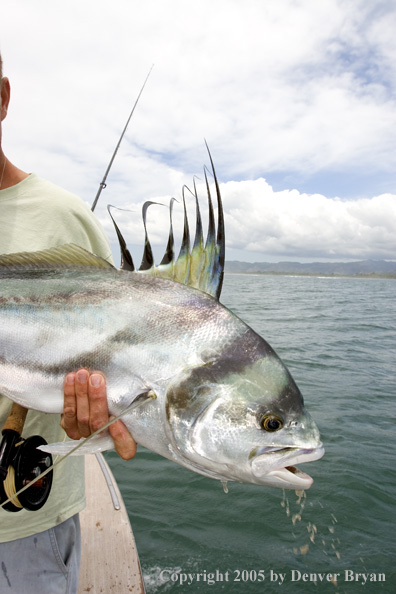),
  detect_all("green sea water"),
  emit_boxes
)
[106,273,396,593]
